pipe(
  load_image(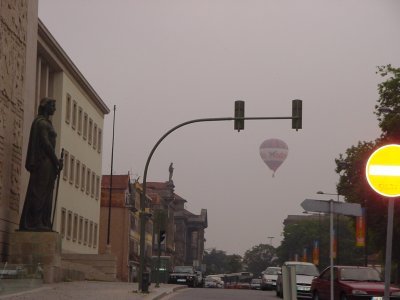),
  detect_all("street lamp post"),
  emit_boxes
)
[317,191,341,264]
